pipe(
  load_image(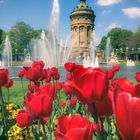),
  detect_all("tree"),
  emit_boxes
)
[107,28,133,52]
[0,29,6,51]
[8,22,34,53]
[97,36,107,50]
